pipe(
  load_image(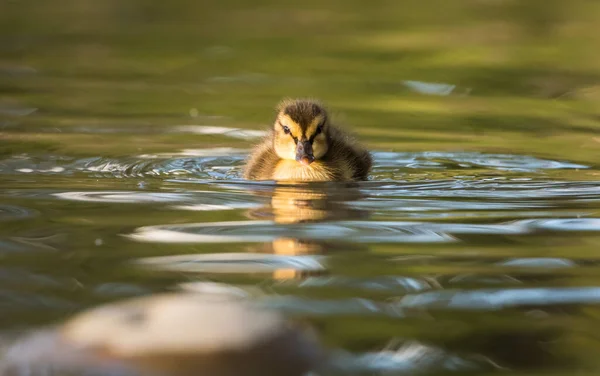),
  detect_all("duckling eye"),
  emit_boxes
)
[315,125,323,135]
[282,125,290,134]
